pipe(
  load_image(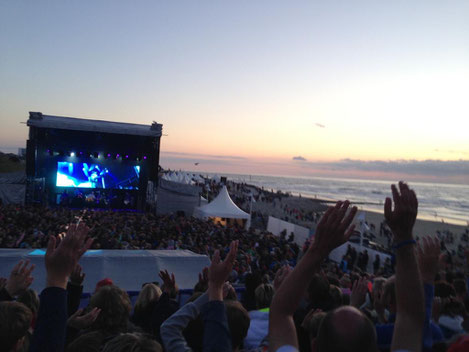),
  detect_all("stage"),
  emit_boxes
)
[25,112,163,210]
[0,249,210,293]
